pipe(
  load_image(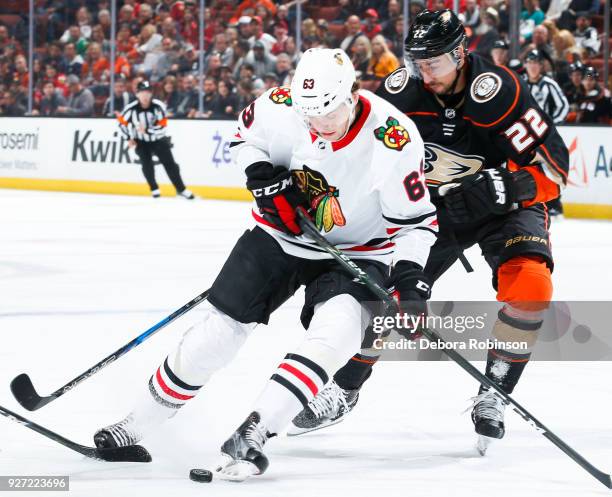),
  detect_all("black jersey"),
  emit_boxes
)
[577,86,611,124]
[376,54,569,199]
